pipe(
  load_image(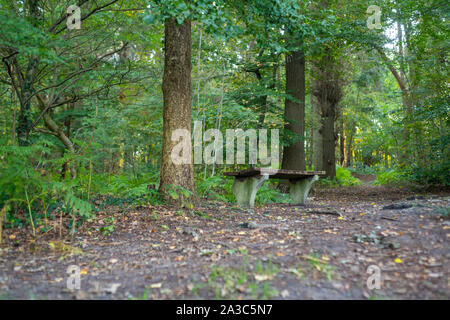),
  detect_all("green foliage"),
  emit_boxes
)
[197,176,232,202]
[348,164,378,175]
[435,206,449,219]
[0,143,93,236]
[100,217,115,237]
[336,166,362,186]
[193,256,279,299]
[319,166,361,187]
[97,173,162,205]
[255,182,289,205]
[373,170,407,186]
